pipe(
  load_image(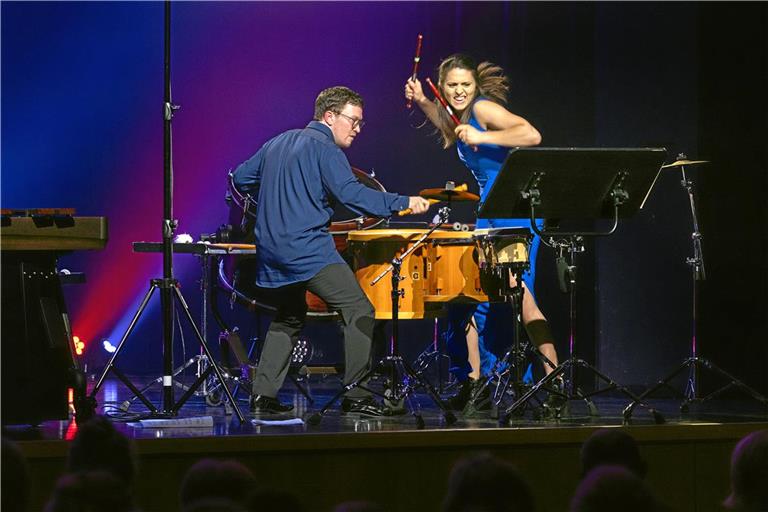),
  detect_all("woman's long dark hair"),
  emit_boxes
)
[433,53,510,148]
